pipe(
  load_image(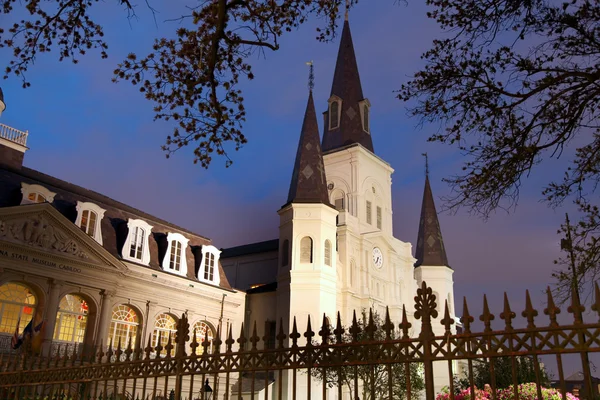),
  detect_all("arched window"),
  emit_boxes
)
[324,240,332,266]
[20,183,56,205]
[122,219,153,265]
[28,192,46,203]
[108,305,139,349]
[53,294,88,344]
[281,239,289,267]
[152,313,177,356]
[300,237,313,263]
[169,240,182,271]
[192,321,215,355]
[199,245,221,285]
[330,101,340,129]
[204,252,215,281]
[0,283,36,334]
[162,233,189,276]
